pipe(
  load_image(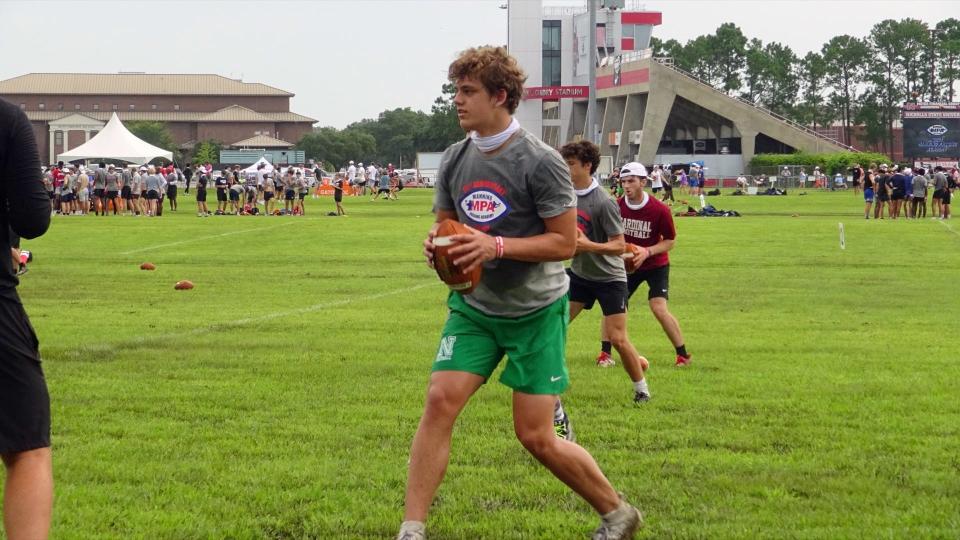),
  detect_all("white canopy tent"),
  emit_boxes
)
[243,157,274,174]
[58,112,173,164]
